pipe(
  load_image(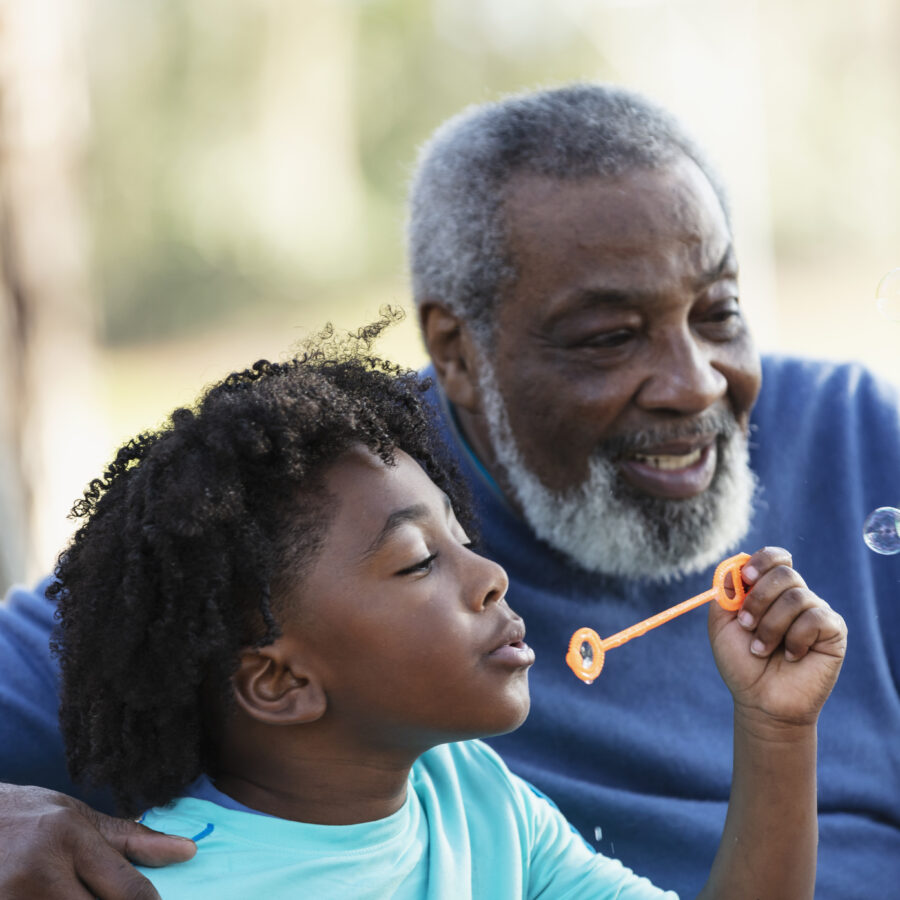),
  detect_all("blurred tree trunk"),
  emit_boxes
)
[0,203,28,593]
[0,0,95,593]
